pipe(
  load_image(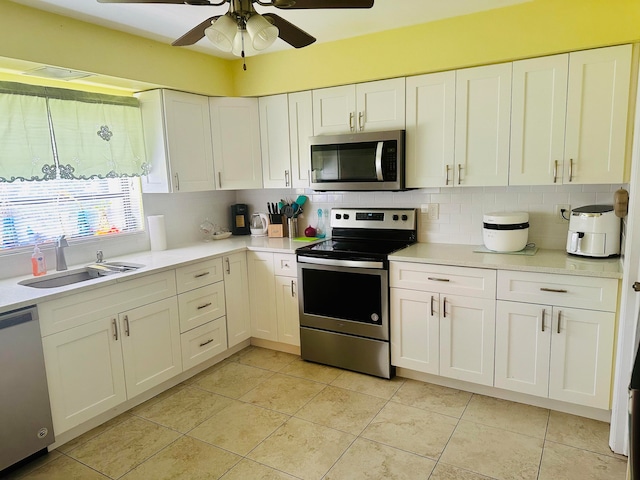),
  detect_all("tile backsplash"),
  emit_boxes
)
[237,184,627,250]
